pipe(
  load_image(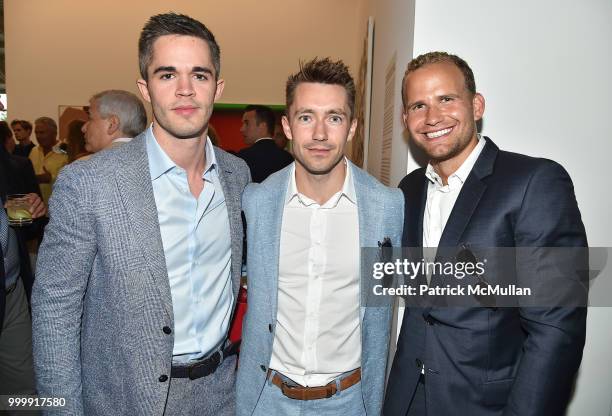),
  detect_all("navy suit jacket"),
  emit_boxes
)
[237,139,293,183]
[384,137,587,416]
